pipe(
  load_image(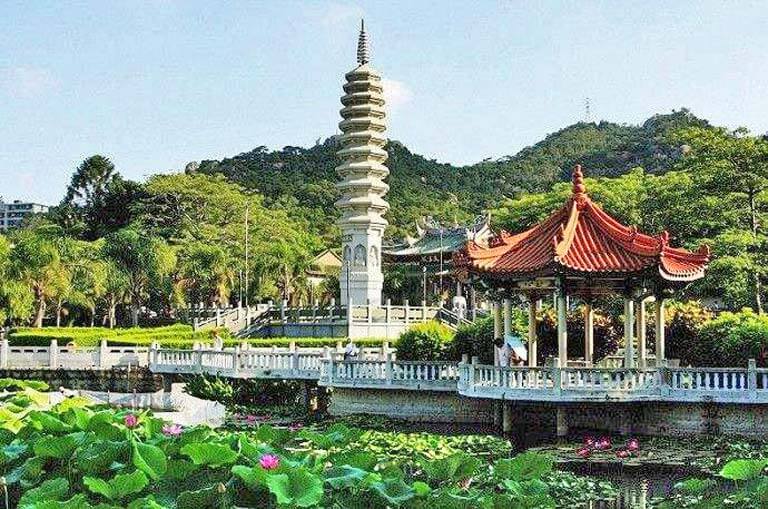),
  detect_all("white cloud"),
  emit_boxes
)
[304,2,364,28]
[382,79,414,111]
[3,67,58,98]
